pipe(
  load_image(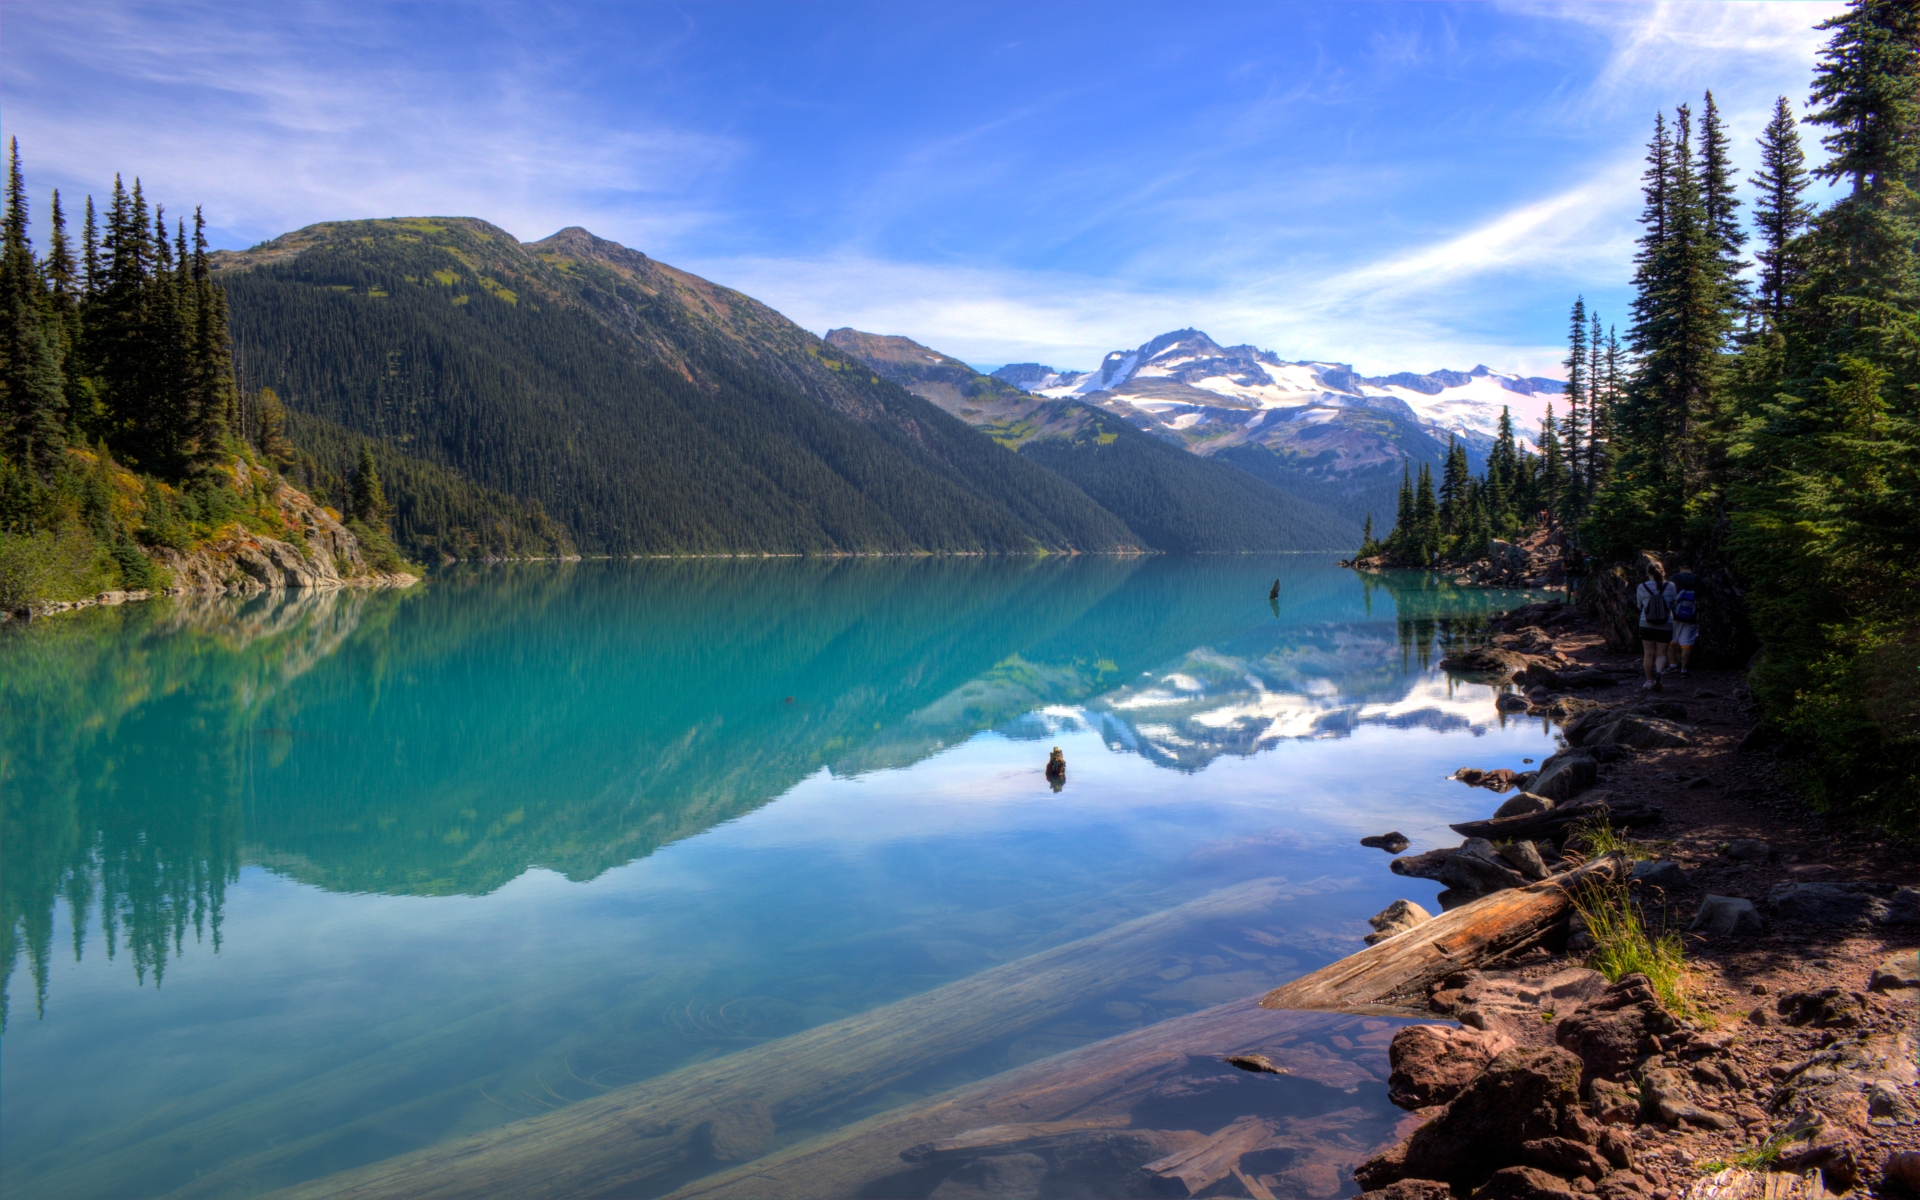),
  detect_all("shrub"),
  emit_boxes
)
[0,526,114,608]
